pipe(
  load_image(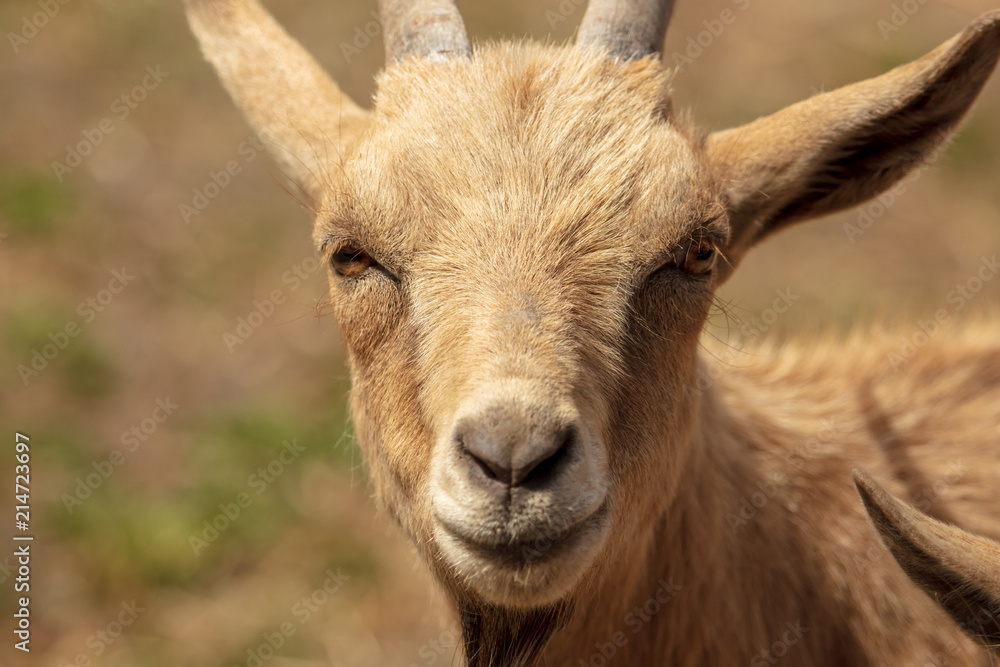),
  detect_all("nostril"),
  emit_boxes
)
[515,427,576,489]
[461,442,512,485]
[456,426,515,487]
[453,413,579,491]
